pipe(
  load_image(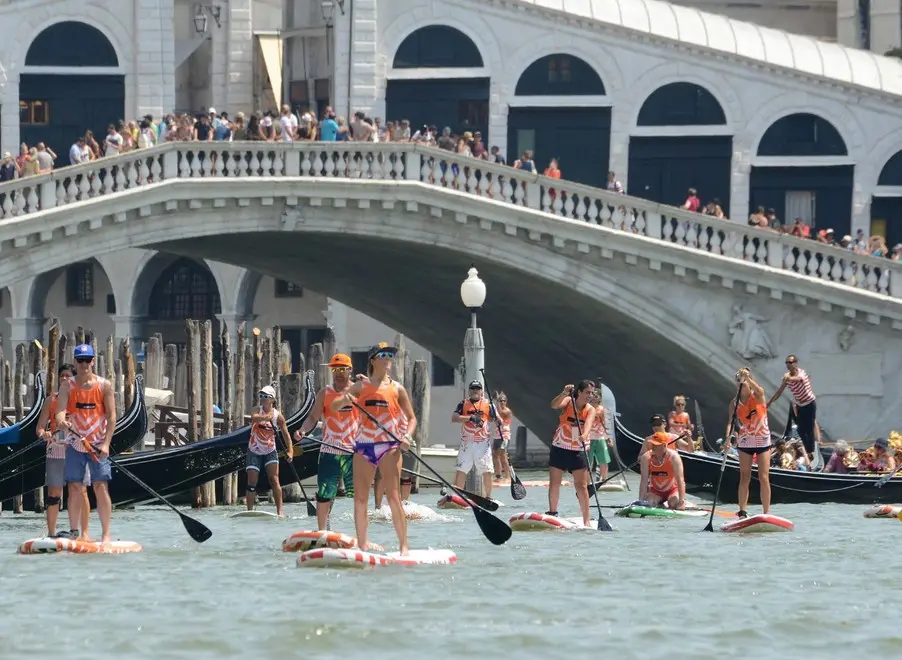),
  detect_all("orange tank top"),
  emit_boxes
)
[249,407,280,455]
[552,400,591,451]
[355,378,403,445]
[491,410,511,441]
[66,376,107,451]
[458,398,492,443]
[668,411,691,435]
[589,404,607,440]
[321,386,359,454]
[737,391,770,441]
[649,450,677,492]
